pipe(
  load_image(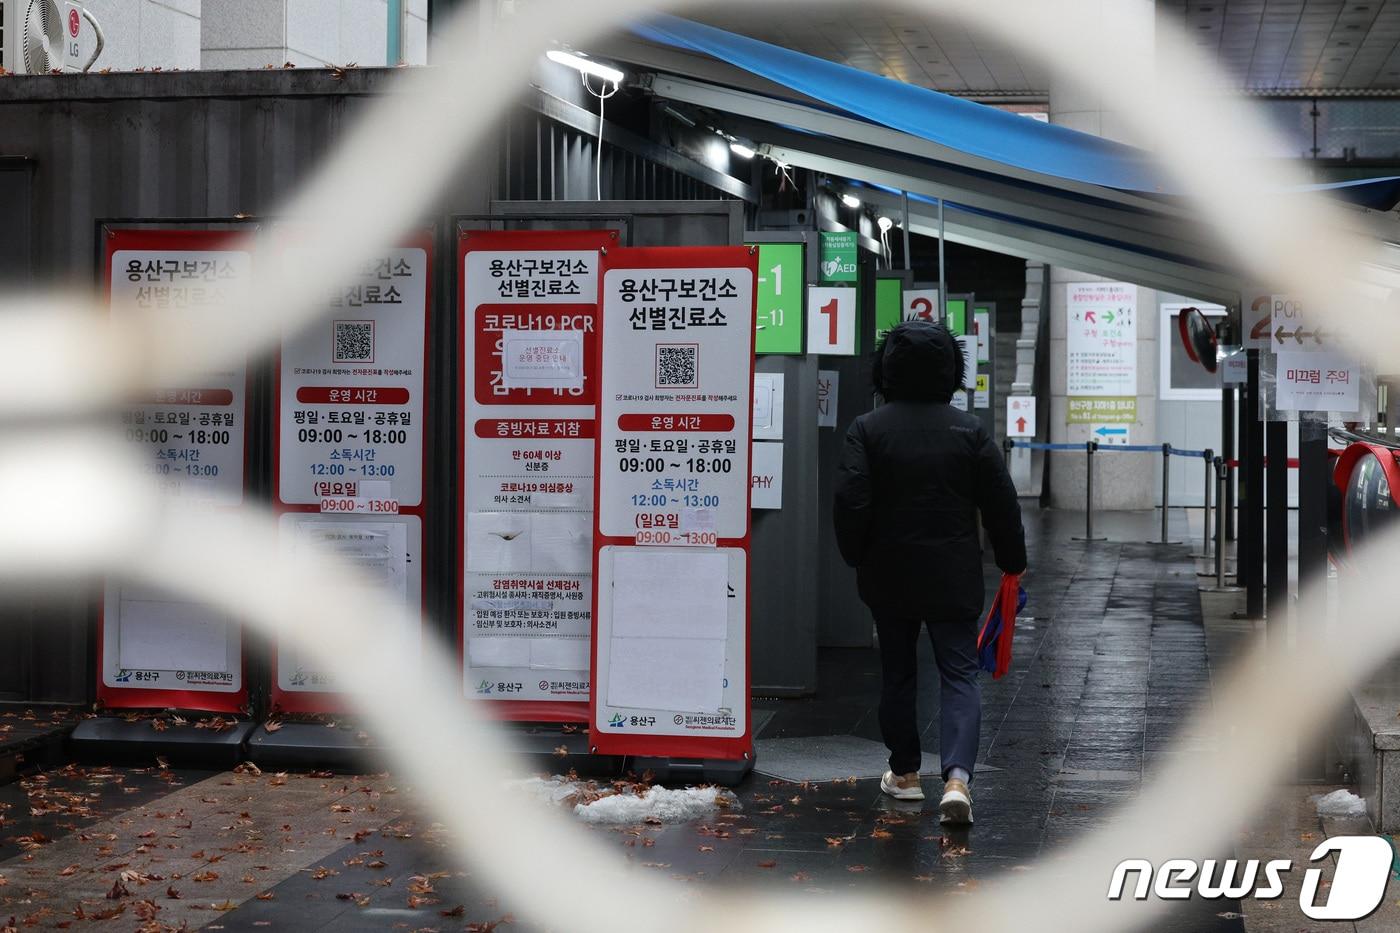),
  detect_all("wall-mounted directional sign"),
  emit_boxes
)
[1269,295,1332,352]
[1092,423,1131,446]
